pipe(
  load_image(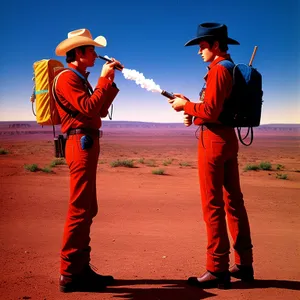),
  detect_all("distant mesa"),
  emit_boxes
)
[0,121,299,136]
[9,123,31,128]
